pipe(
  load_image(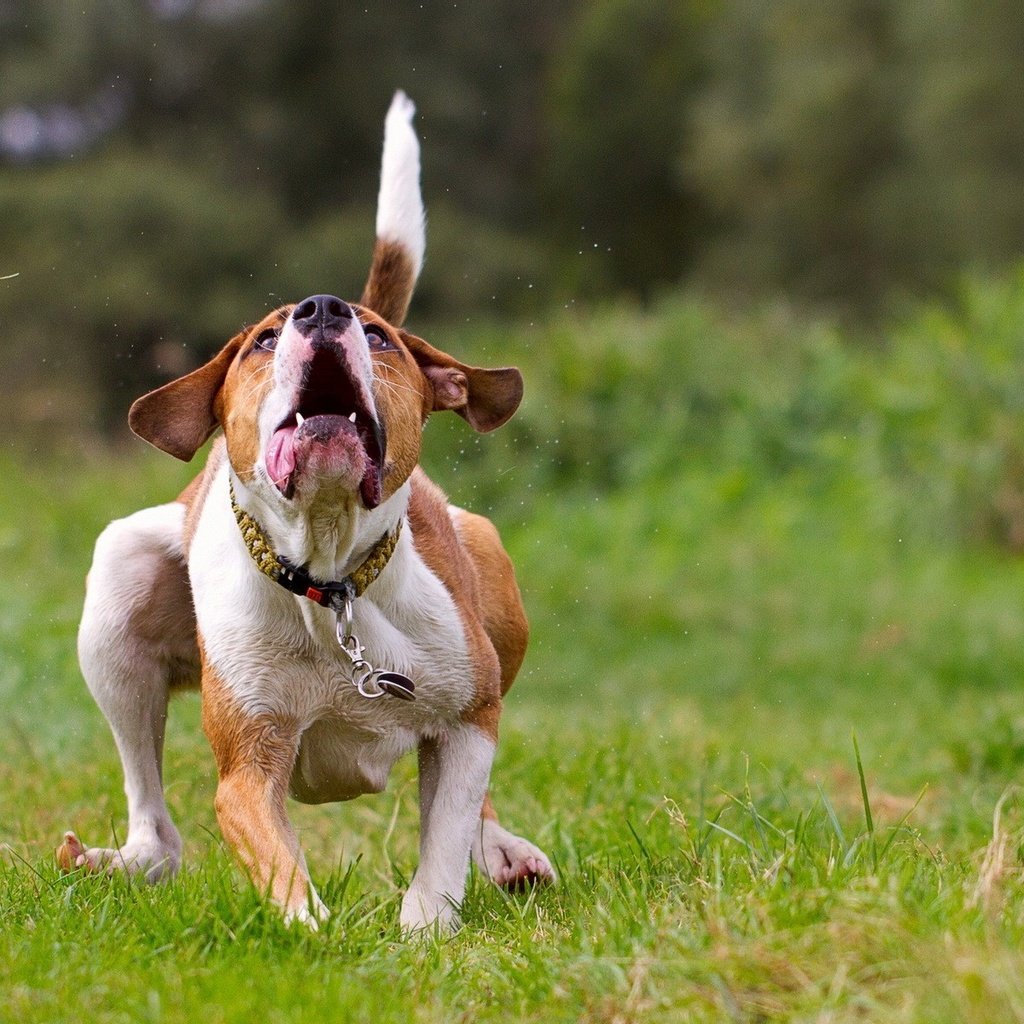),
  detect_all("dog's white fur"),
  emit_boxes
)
[60,93,553,932]
[376,90,426,278]
[76,501,190,882]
